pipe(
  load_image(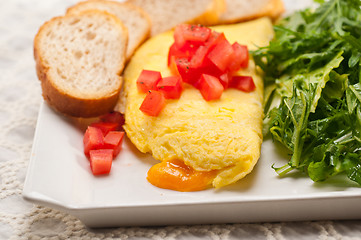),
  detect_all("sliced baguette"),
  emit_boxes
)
[127,0,226,36]
[34,10,128,118]
[218,0,285,24]
[67,0,151,60]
